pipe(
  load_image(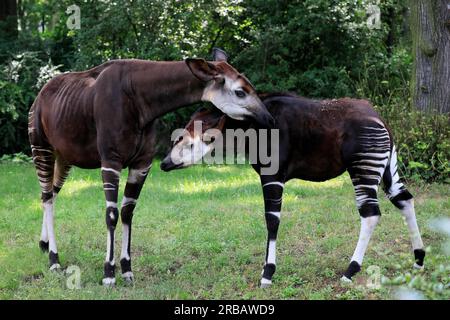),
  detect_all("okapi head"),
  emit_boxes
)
[160,107,227,171]
[186,48,274,128]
